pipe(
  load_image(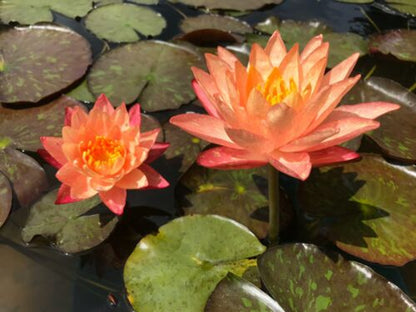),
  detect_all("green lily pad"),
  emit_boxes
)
[386,0,416,16]
[124,215,266,312]
[180,14,252,34]
[341,76,416,162]
[258,244,416,312]
[0,0,93,24]
[0,96,82,151]
[66,80,96,103]
[142,114,164,141]
[167,0,283,11]
[335,0,374,3]
[22,189,118,253]
[0,173,12,228]
[0,25,92,103]
[369,29,416,62]
[85,3,166,43]
[0,148,48,208]
[88,41,202,110]
[205,273,284,312]
[131,0,159,3]
[299,154,416,265]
